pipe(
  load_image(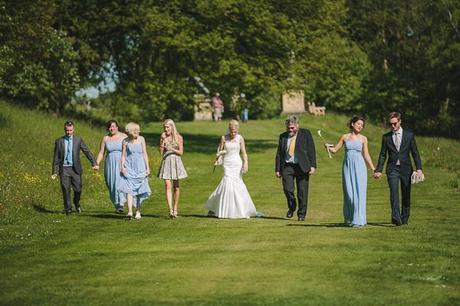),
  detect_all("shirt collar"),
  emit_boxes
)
[393,128,403,135]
